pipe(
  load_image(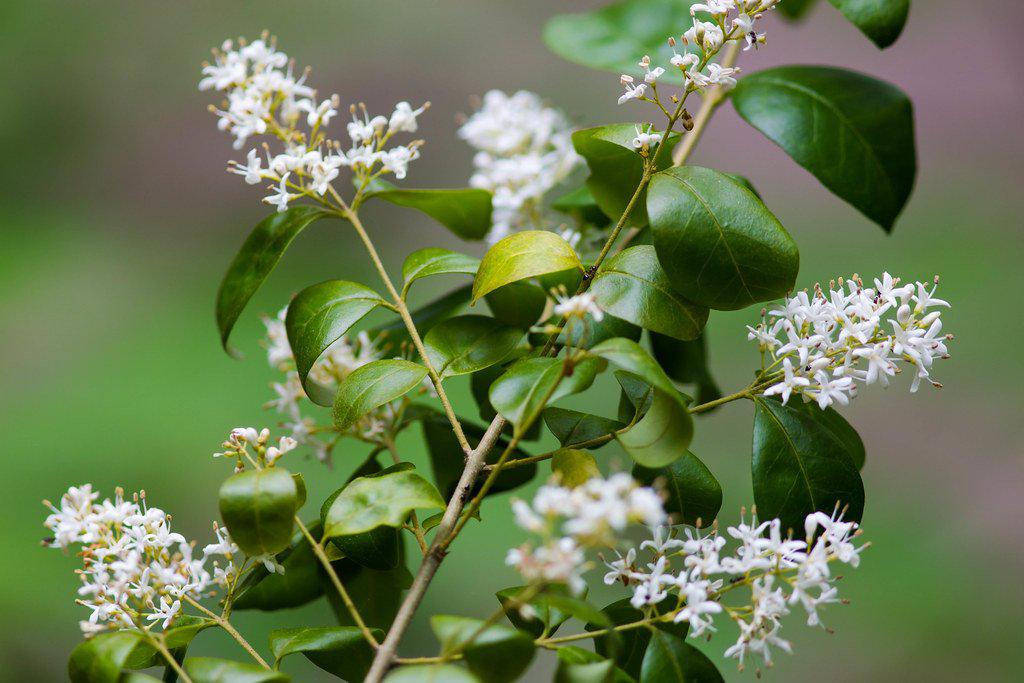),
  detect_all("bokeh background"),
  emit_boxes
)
[2,1,1022,680]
